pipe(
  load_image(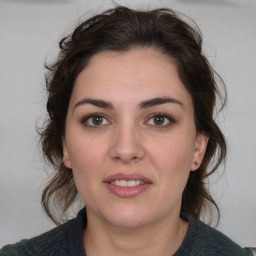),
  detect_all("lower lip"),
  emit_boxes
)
[105,183,151,198]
